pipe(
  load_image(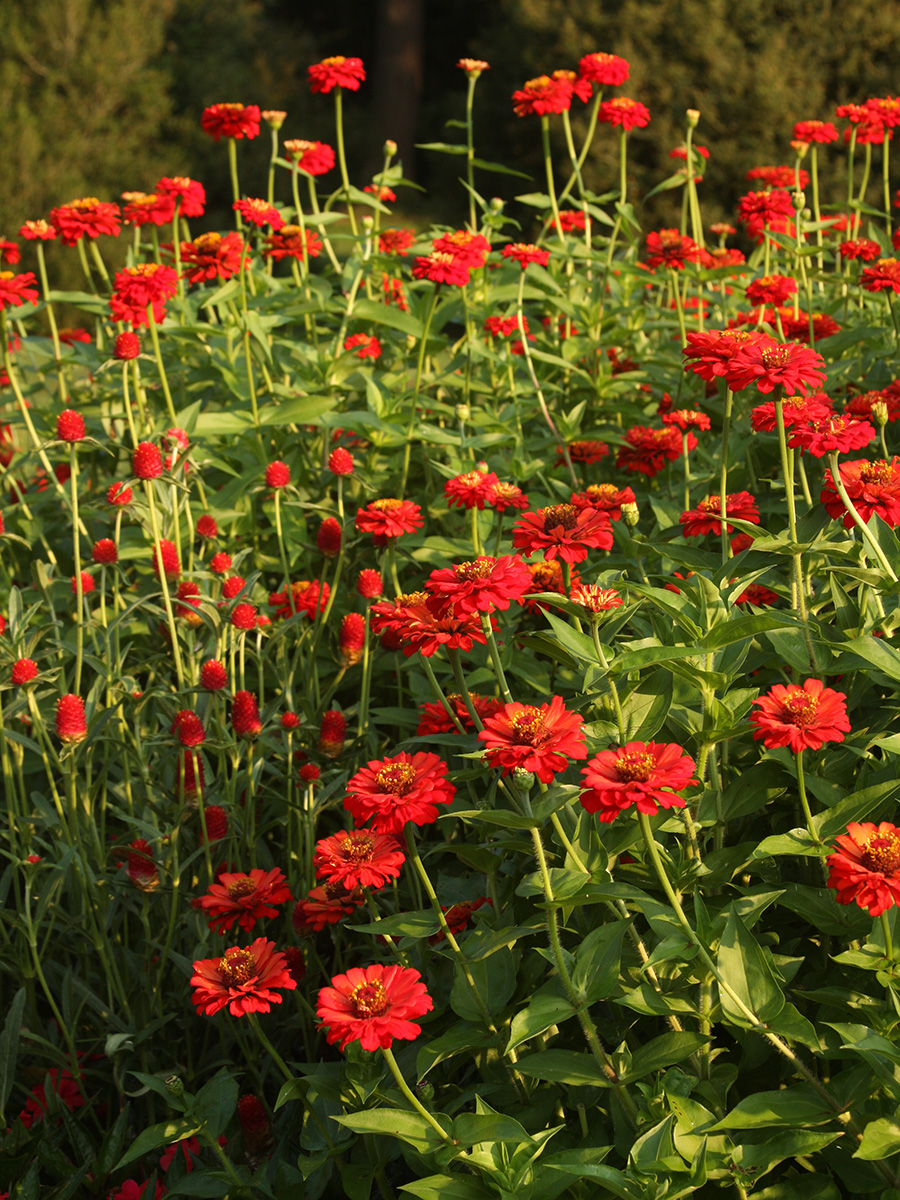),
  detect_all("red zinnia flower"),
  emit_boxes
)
[486,480,529,512]
[662,409,711,433]
[56,694,87,743]
[191,938,296,1017]
[156,176,207,218]
[478,695,587,784]
[109,262,179,327]
[616,426,693,477]
[457,58,490,77]
[268,578,329,620]
[425,555,531,615]
[680,492,760,537]
[827,822,900,916]
[180,232,249,284]
[512,503,613,563]
[432,230,491,268]
[861,258,900,294]
[412,251,470,287]
[734,583,780,606]
[682,328,767,383]
[370,593,488,658]
[512,74,574,117]
[578,52,629,86]
[501,243,550,268]
[821,457,900,527]
[570,584,623,613]
[314,829,405,890]
[0,271,39,309]
[840,238,881,261]
[788,415,875,457]
[749,678,850,752]
[793,120,839,144]
[597,97,651,130]
[293,883,361,932]
[444,469,500,510]
[417,692,504,735]
[344,752,455,833]
[554,210,588,233]
[308,56,366,94]
[198,867,292,934]
[317,963,432,1052]
[645,229,703,270]
[283,139,335,175]
[17,1068,84,1130]
[49,197,121,244]
[121,190,175,227]
[19,219,56,242]
[234,198,284,229]
[751,390,832,431]
[264,225,322,261]
[737,189,795,243]
[726,340,827,395]
[200,103,261,140]
[522,560,573,610]
[379,227,415,255]
[355,498,423,544]
[344,332,382,358]
[579,741,697,823]
[570,483,636,519]
[745,274,798,307]
[232,691,262,738]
